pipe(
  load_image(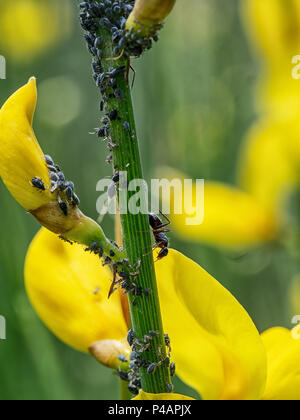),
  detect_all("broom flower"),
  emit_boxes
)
[126,0,176,35]
[0,78,126,254]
